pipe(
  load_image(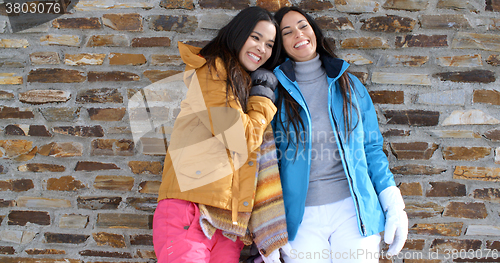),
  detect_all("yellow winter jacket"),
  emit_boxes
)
[158,42,277,222]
